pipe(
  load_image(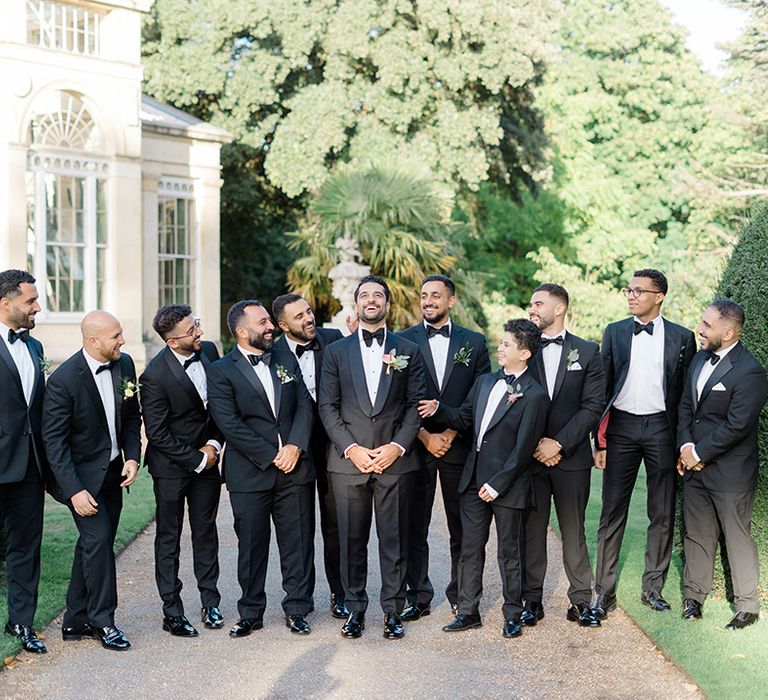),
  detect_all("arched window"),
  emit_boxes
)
[26,91,108,314]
